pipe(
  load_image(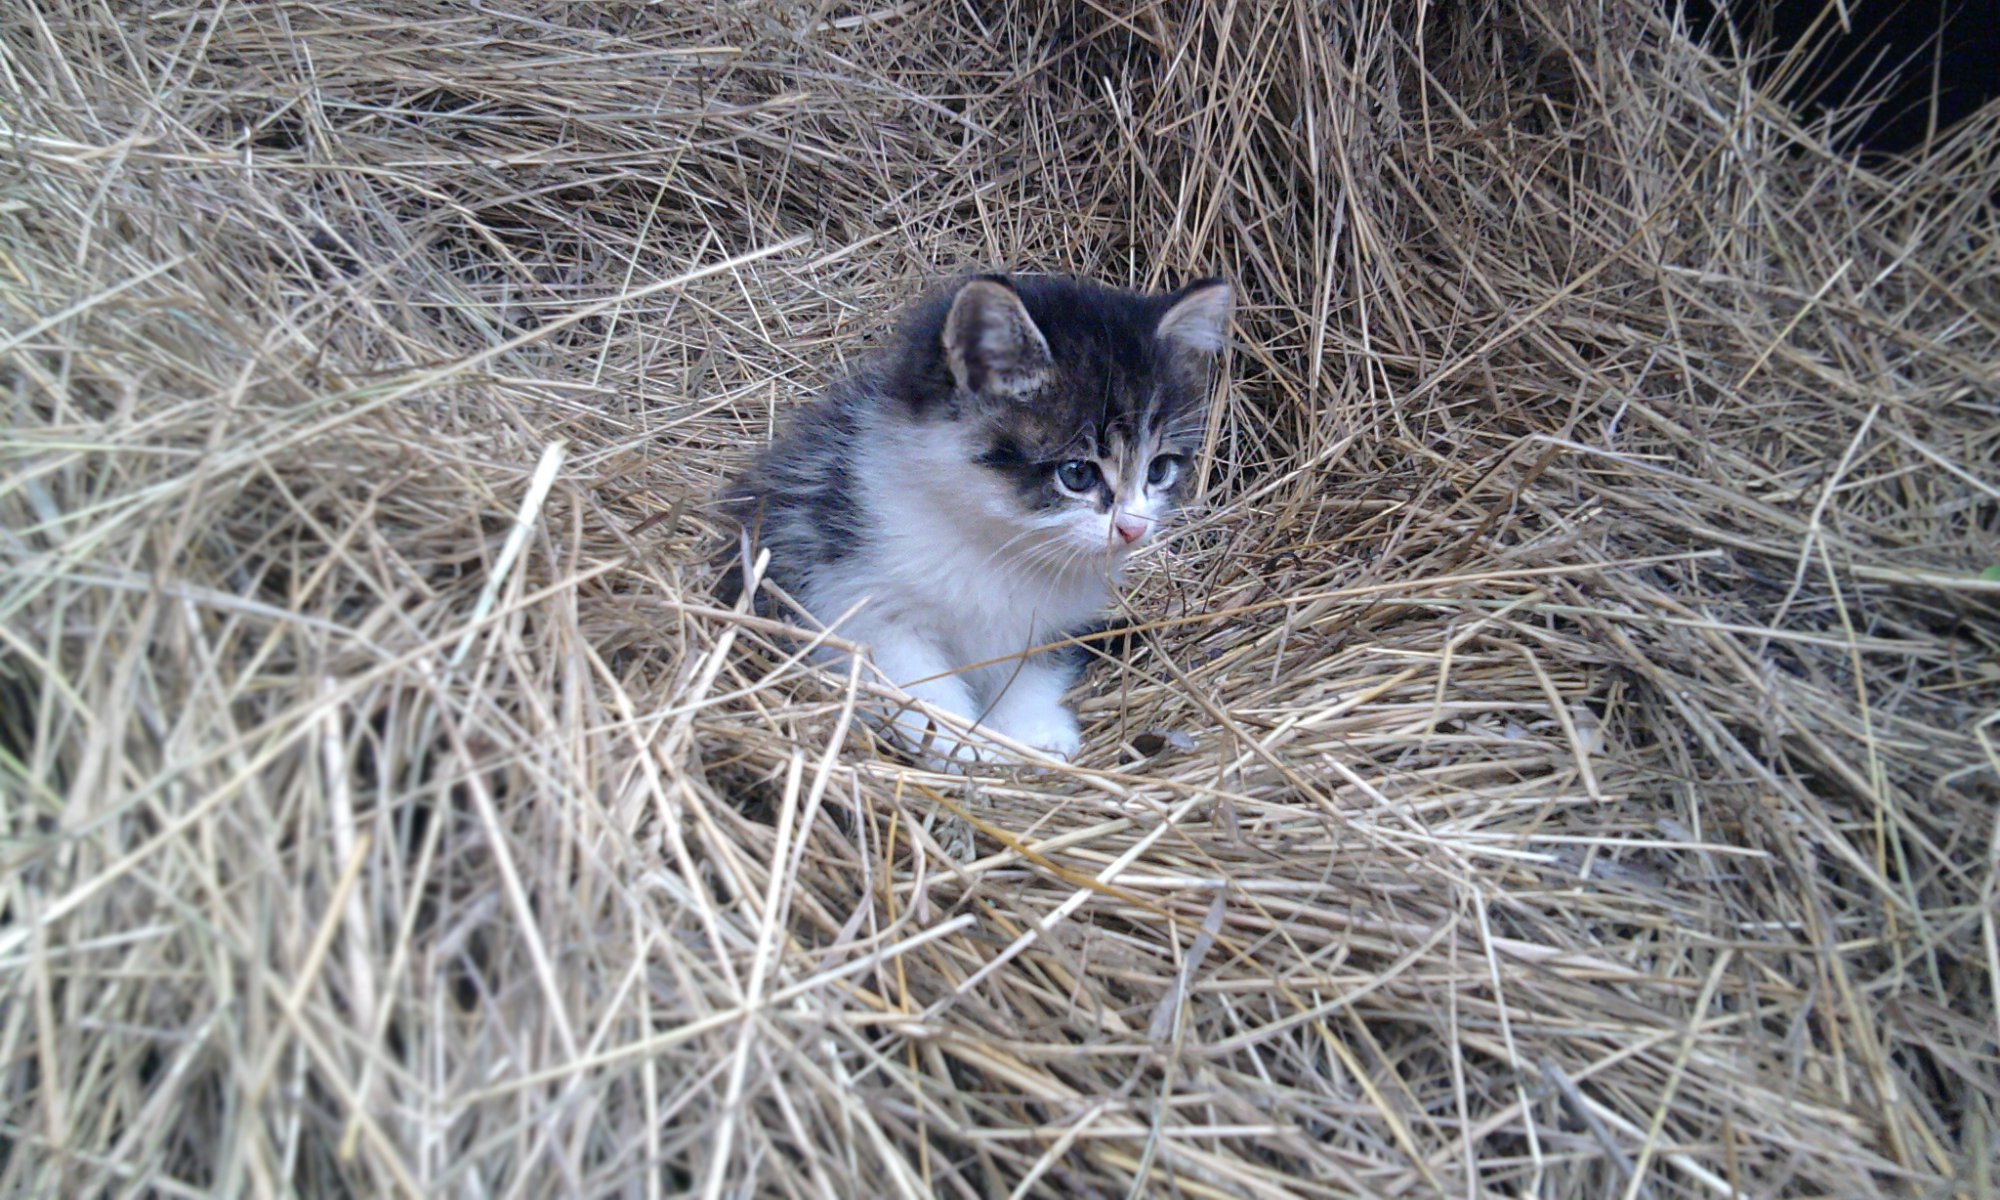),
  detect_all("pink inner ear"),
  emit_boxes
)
[1157,281,1234,355]
[944,280,1052,397]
